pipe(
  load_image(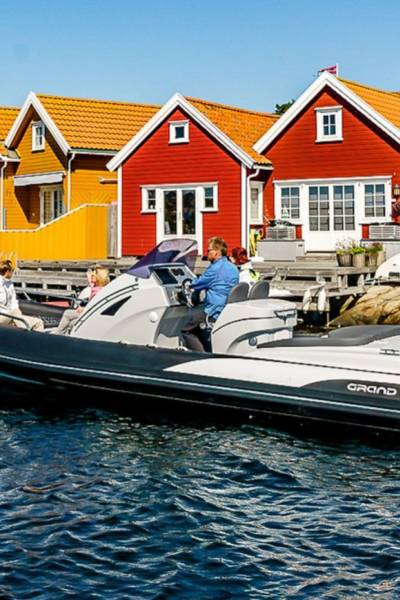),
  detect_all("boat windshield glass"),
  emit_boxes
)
[127,239,198,279]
